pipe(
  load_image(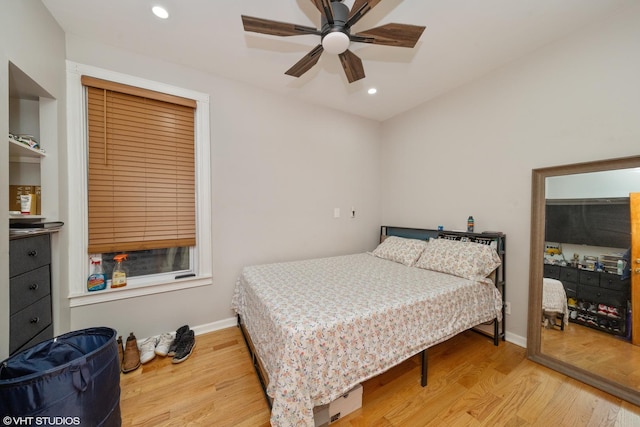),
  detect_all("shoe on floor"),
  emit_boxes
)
[155,332,174,357]
[116,336,123,371]
[122,332,141,373]
[168,325,189,357]
[172,329,195,364]
[139,336,159,364]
